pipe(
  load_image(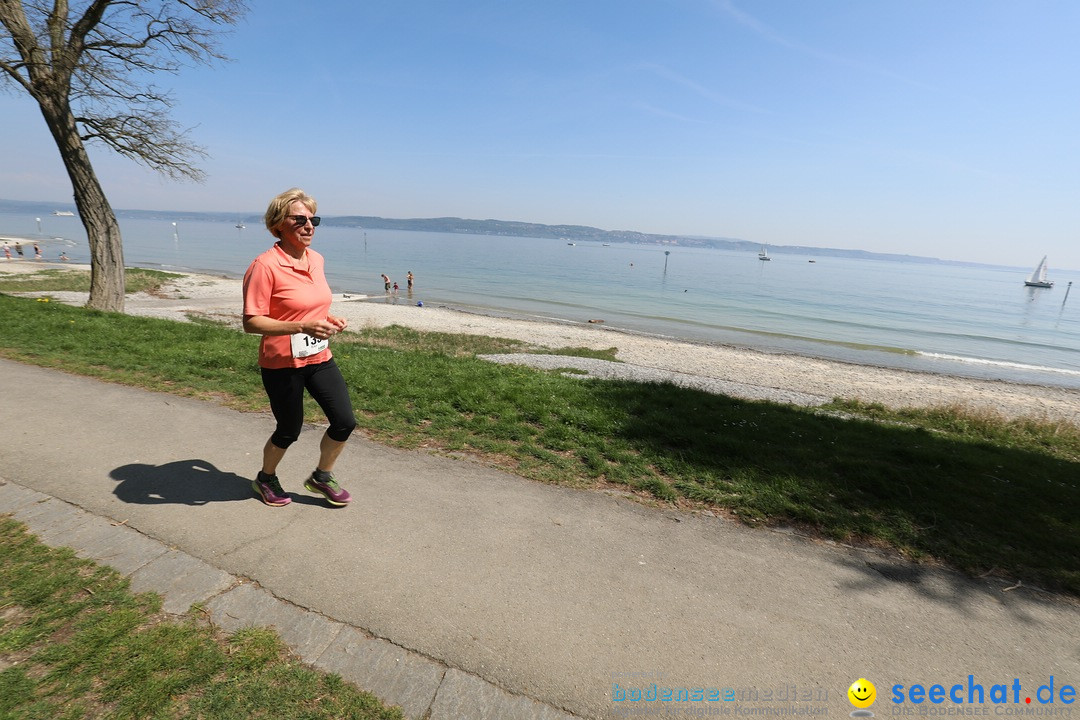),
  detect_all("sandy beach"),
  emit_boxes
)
[5,261,1080,424]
